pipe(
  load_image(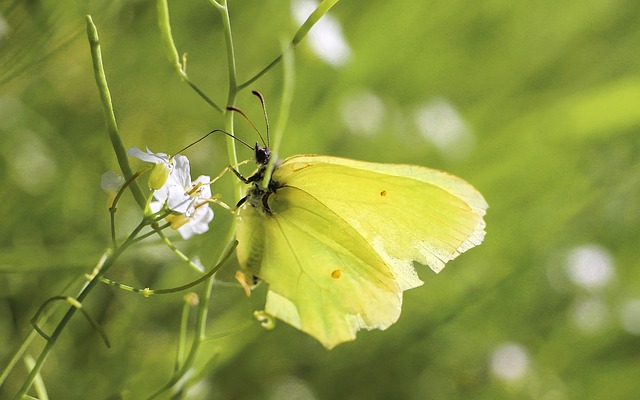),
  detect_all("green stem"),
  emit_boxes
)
[130,222,171,244]
[175,295,195,372]
[157,0,223,113]
[12,221,147,399]
[145,235,237,400]
[86,15,146,208]
[210,0,238,106]
[0,276,78,388]
[110,167,150,249]
[23,356,48,400]
[184,79,223,112]
[208,0,244,204]
[99,242,236,297]
[238,0,342,90]
[30,296,110,348]
[260,41,295,190]
[146,3,243,397]
[156,0,182,74]
[238,53,284,92]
